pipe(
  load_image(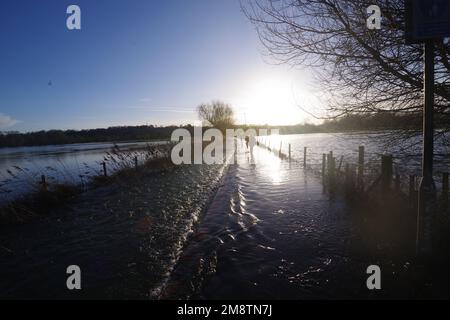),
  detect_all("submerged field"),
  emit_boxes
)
[0,161,226,299]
